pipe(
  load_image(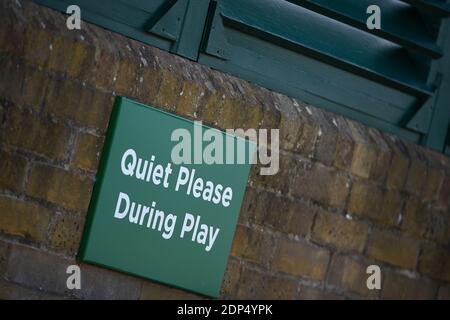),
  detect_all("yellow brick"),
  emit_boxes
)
[230,225,273,265]
[348,181,401,226]
[140,281,201,300]
[0,197,51,242]
[72,133,104,172]
[4,108,70,161]
[50,214,83,257]
[154,69,182,112]
[351,143,377,179]
[26,164,93,212]
[0,152,27,193]
[419,244,450,282]
[271,238,330,280]
[386,152,409,190]
[236,267,297,299]
[328,255,378,298]
[312,211,369,252]
[46,79,114,131]
[381,271,437,299]
[366,230,419,269]
[174,82,203,119]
